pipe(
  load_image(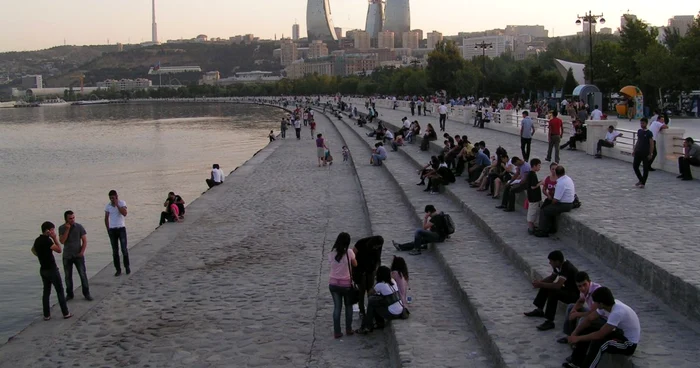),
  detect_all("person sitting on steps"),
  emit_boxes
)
[392,205,448,256]
[557,271,603,344]
[416,156,440,186]
[535,165,576,237]
[420,124,437,151]
[355,266,407,335]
